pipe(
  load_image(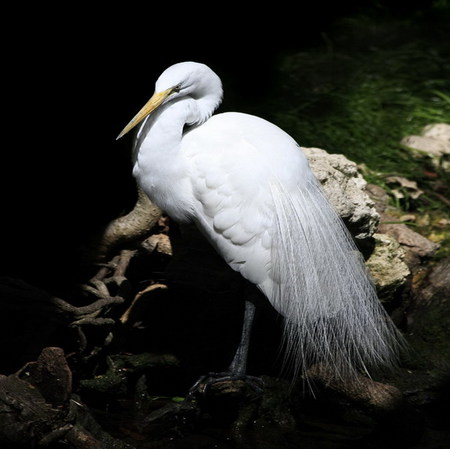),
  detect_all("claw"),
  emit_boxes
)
[187,372,264,400]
